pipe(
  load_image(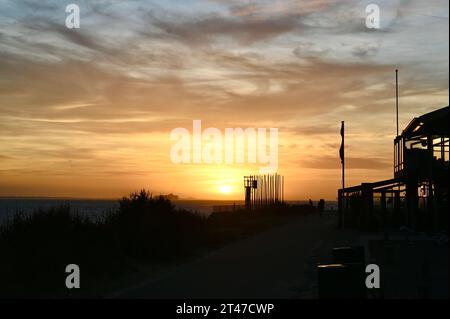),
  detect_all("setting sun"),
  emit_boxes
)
[219,185,233,194]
